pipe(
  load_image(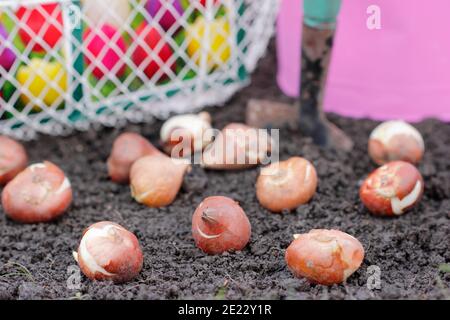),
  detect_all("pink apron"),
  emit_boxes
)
[276,0,450,122]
